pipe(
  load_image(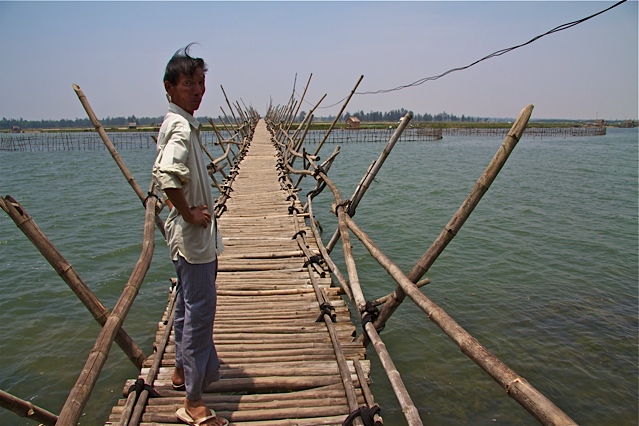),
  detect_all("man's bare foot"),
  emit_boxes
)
[184,398,227,426]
